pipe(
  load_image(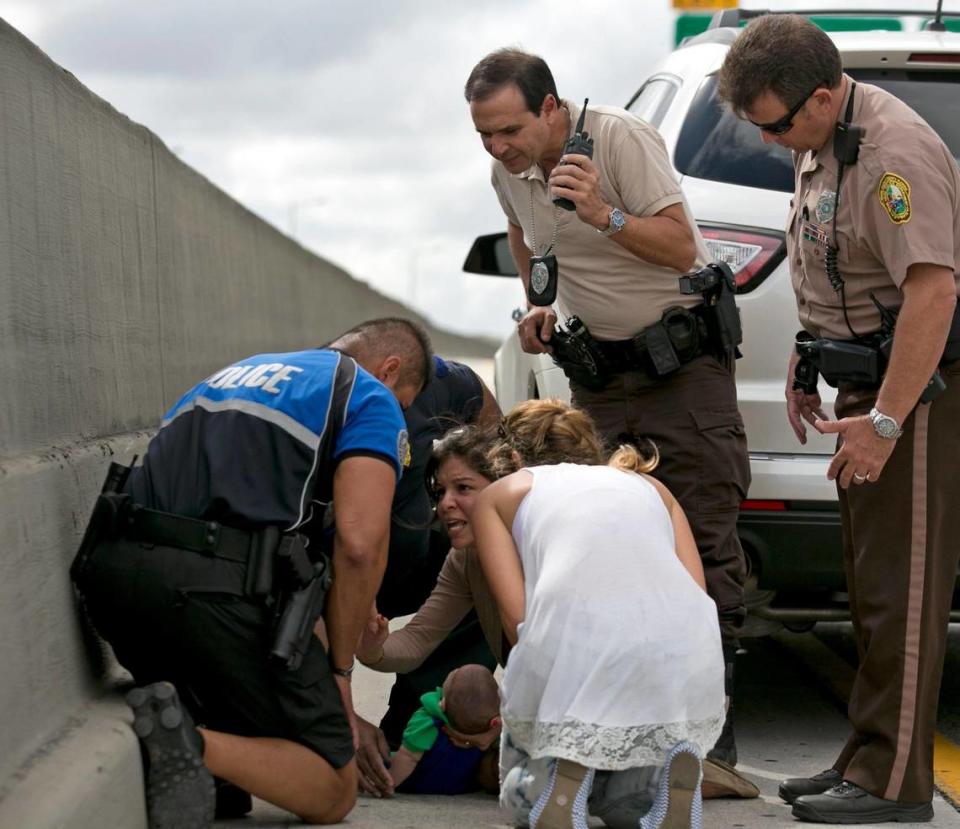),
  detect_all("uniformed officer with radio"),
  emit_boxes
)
[72,318,432,828]
[465,48,752,779]
[719,14,960,824]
